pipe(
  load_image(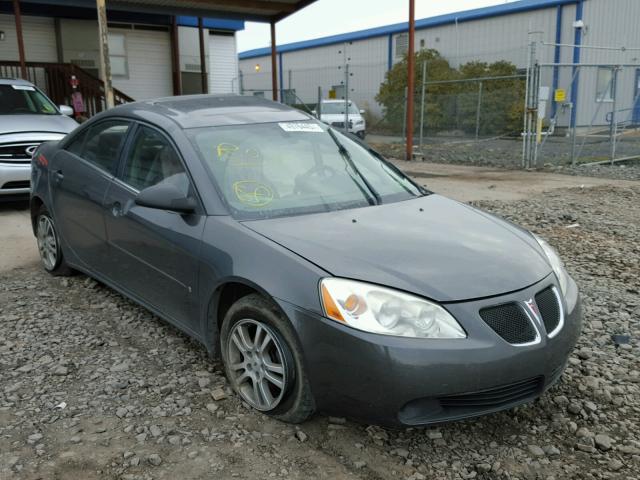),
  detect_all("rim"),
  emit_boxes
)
[227,319,288,411]
[36,215,58,271]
